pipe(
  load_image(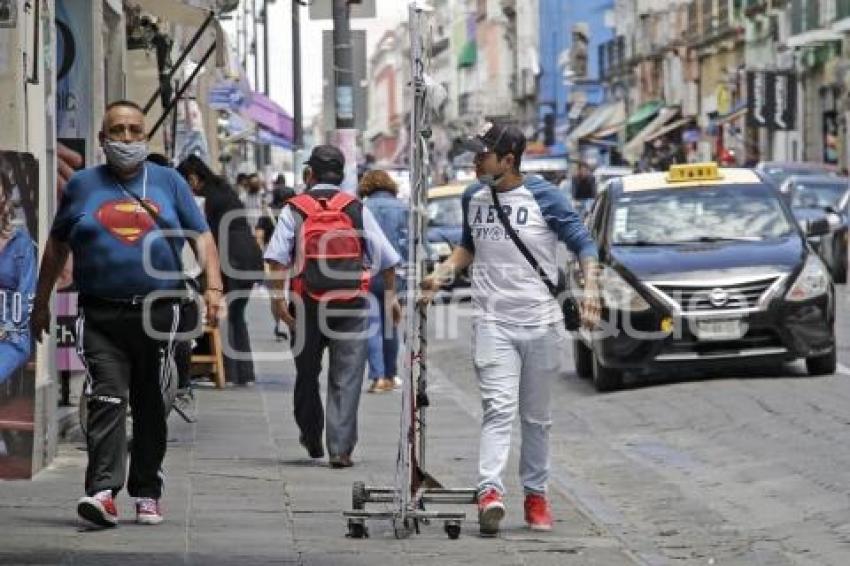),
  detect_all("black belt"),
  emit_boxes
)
[79,294,181,308]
